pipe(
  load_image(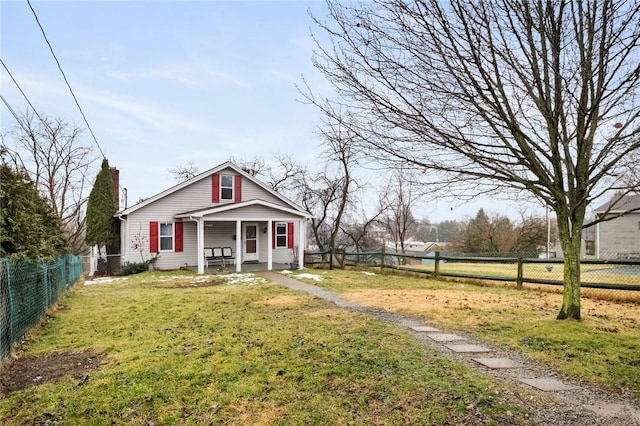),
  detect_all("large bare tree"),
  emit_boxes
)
[309,0,640,320]
[3,110,96,254]
[380,169,422,254]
